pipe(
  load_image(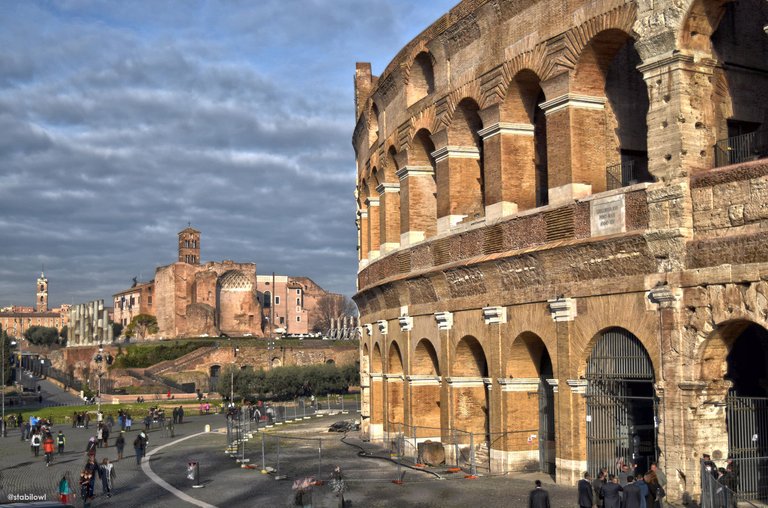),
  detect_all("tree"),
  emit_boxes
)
[112,322,124,339]
[125,314,159,339]
[310,294,358,333]
[24,326,59,346]
[2,327,15,386]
